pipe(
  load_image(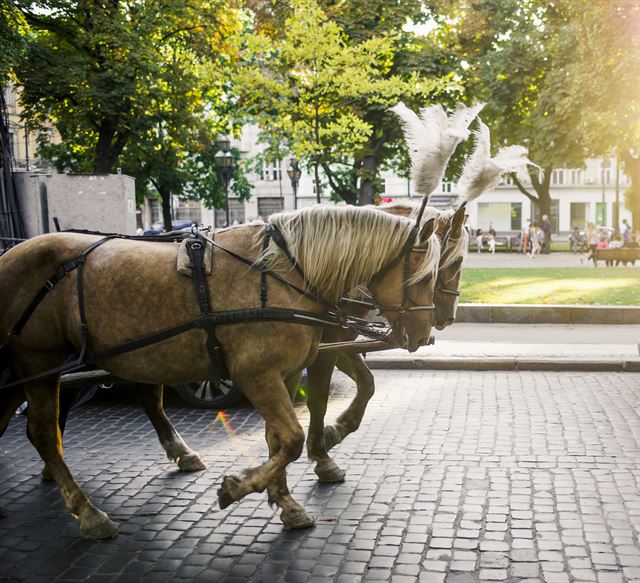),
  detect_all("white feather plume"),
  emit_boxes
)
[390,101,484,196]
[456,119,537,204]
